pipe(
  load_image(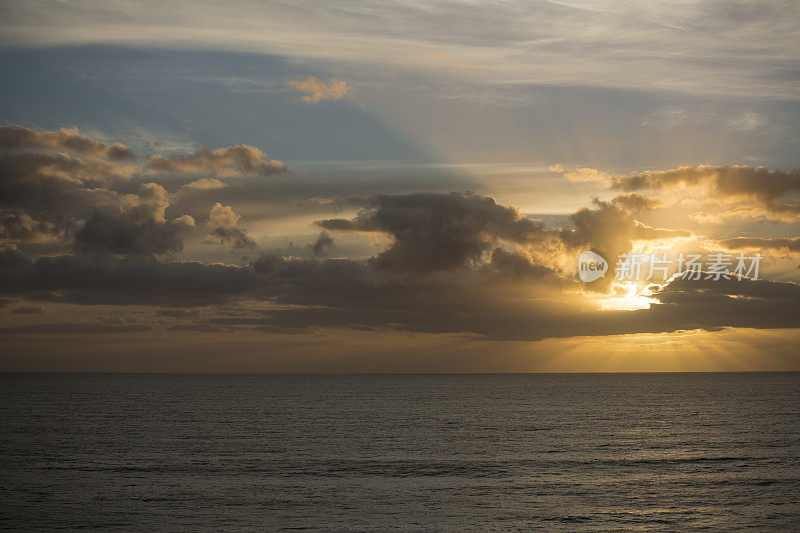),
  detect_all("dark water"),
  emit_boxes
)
[1,373,799,531]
